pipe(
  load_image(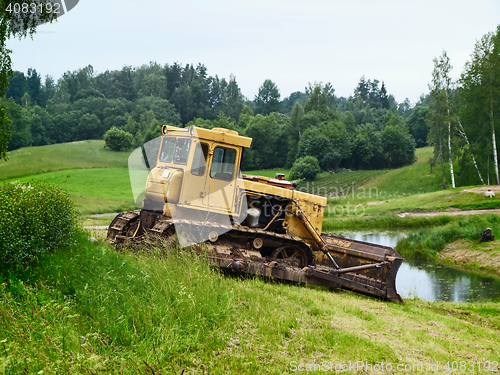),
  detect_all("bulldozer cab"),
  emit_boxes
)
[157,125,251,220]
